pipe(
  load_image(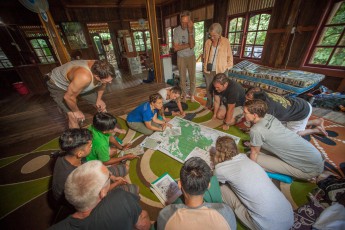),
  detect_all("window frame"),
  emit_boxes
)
[29,37,56,64]
[227,10,272,60]
[0,47,14,69]
[166,27,173,49]
[303,0,345,70]
[133,30,151,52]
